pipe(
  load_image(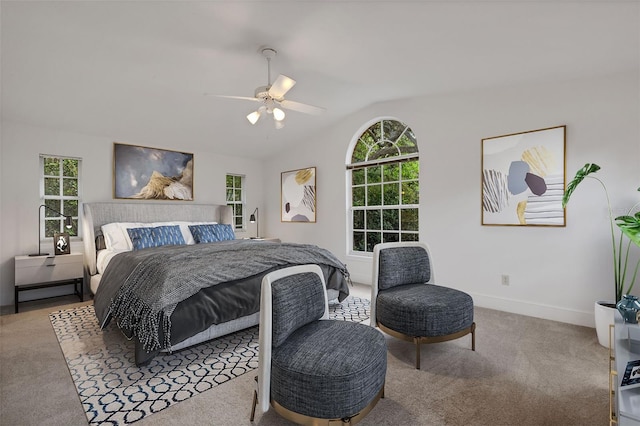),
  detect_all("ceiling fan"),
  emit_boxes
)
[216,47,325,129]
